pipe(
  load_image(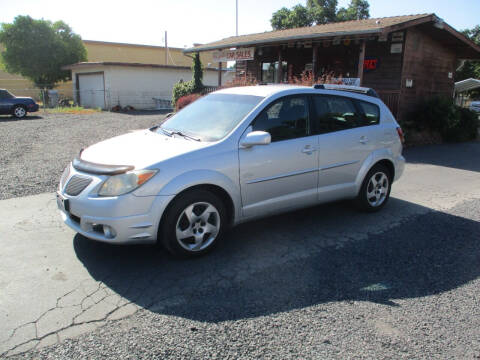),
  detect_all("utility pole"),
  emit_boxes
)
[165,31,168,65]
[236,0,238,36]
